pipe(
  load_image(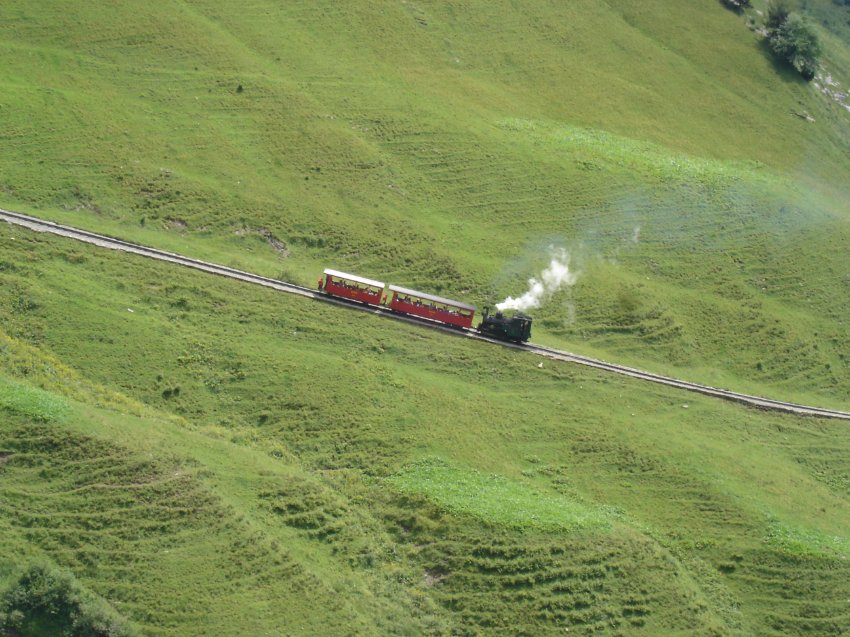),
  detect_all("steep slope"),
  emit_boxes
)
[2,4,850,634]
[1,1,849,408]
[2,225,850,636]
[1,1,849,407]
